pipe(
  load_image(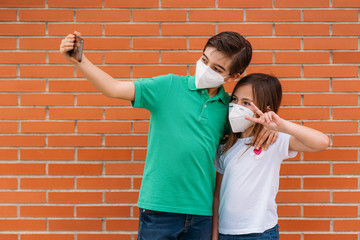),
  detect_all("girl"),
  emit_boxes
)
[212,73,329,240]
